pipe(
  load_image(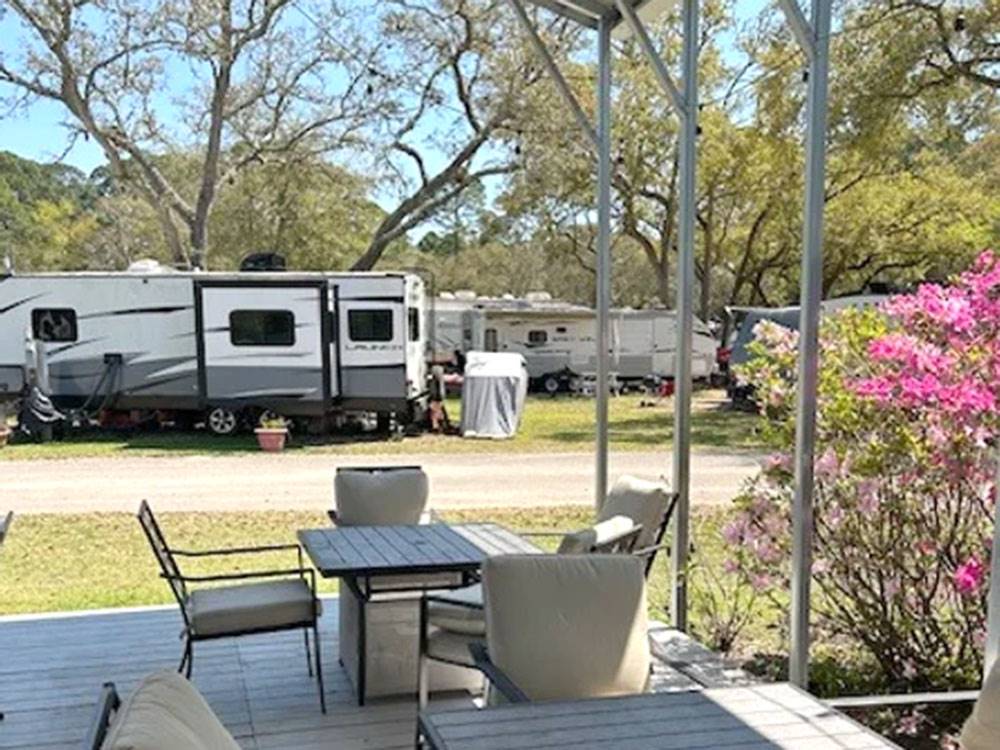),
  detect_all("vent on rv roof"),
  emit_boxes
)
[127,259,174,273]
[240,252,287,272]
[525,291,553,302]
